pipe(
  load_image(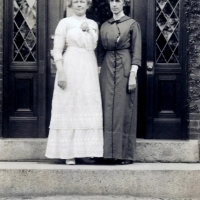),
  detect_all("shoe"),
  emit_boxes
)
[76,157,97,165]
[119,160,133,165]
[65,158,75,165]
[102,158,120,165]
